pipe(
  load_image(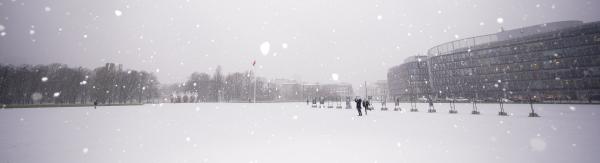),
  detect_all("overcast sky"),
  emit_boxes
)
[1,0,599,88]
